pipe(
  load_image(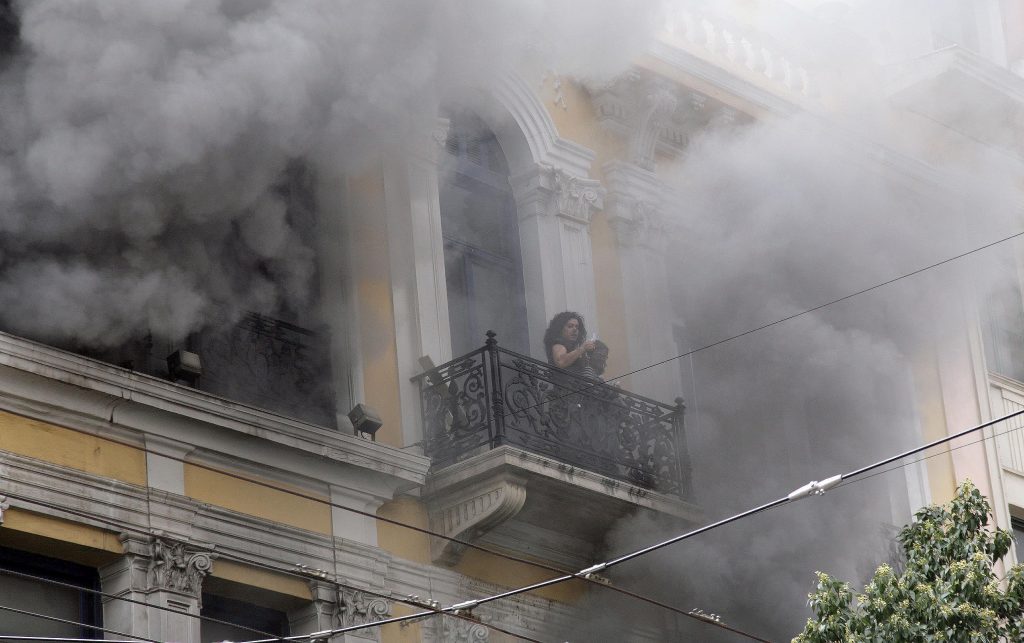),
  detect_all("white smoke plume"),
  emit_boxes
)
[0,0,663,345]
